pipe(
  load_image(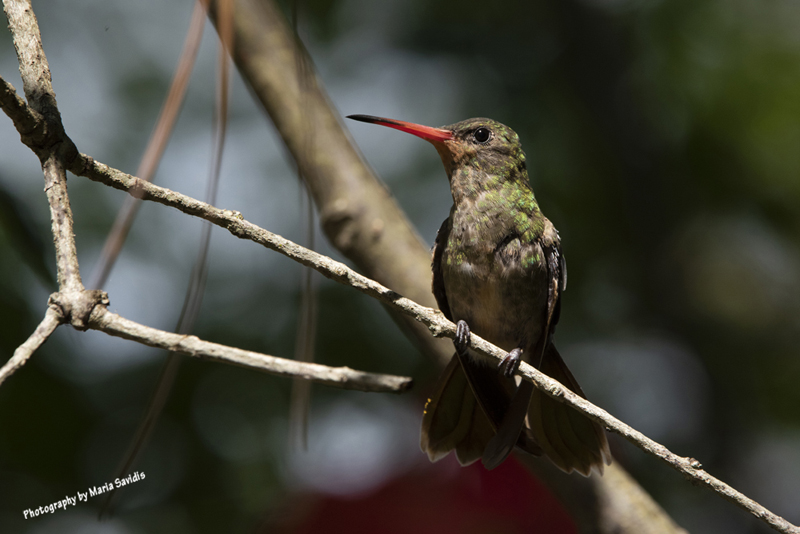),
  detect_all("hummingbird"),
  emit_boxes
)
[348,114,611,475]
